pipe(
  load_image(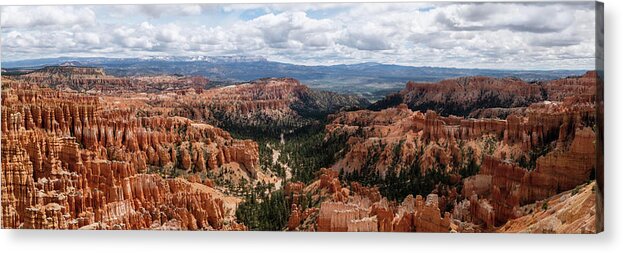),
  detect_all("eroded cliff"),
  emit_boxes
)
[1,85,256,229]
